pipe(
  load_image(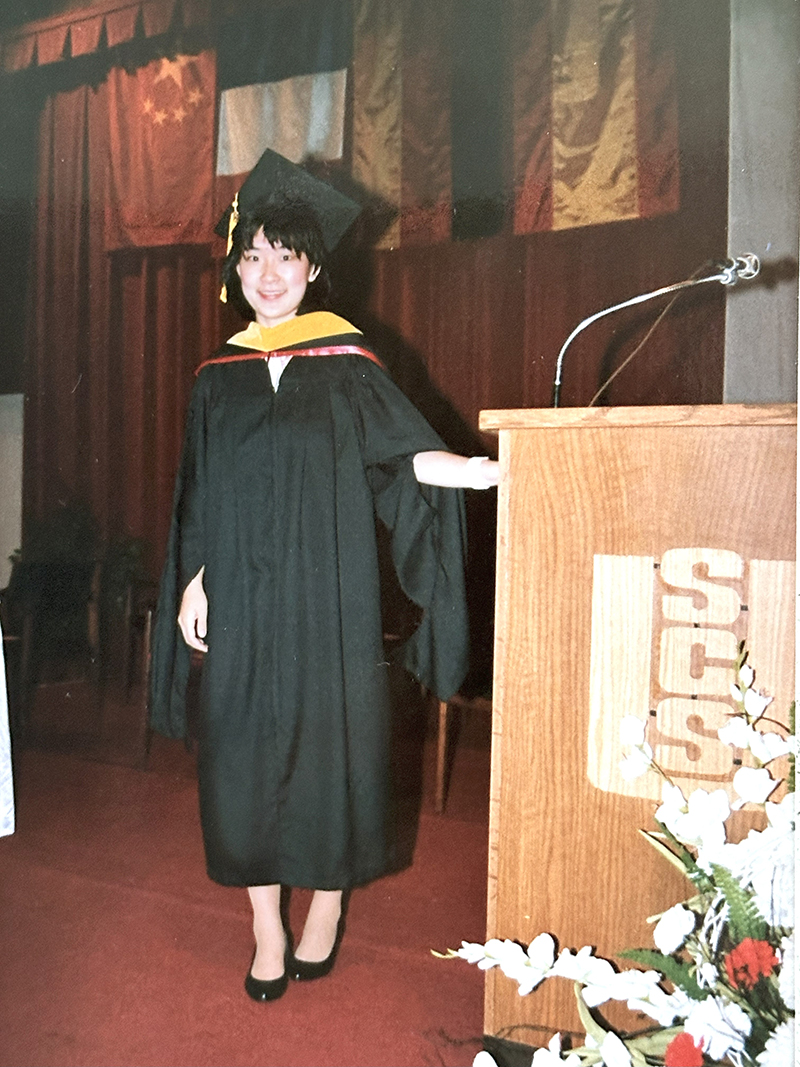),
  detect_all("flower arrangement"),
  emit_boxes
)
[439,646,795,1066]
